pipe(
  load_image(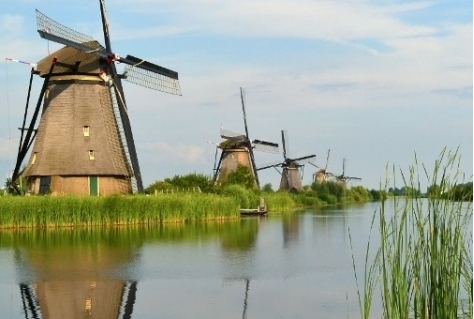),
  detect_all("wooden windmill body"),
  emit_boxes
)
[17,236,139,318]
[213,88,278,187]
[279,164,304,192]
[214,138,254,184]
[310,149,334,184]
[23,48,132,195]
[334,158,362,185]
[258,130,315,193]
[10,3,181,195]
